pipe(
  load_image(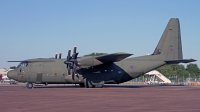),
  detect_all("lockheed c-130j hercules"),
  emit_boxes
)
[7,18,196,88]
